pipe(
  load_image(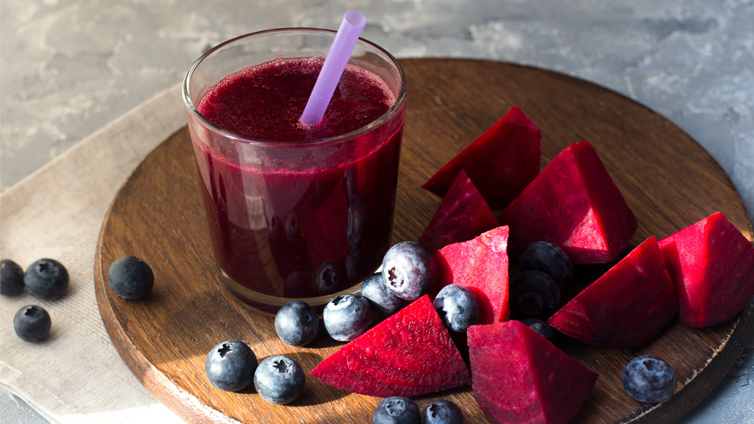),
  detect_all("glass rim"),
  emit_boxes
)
[182,27,408,148]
